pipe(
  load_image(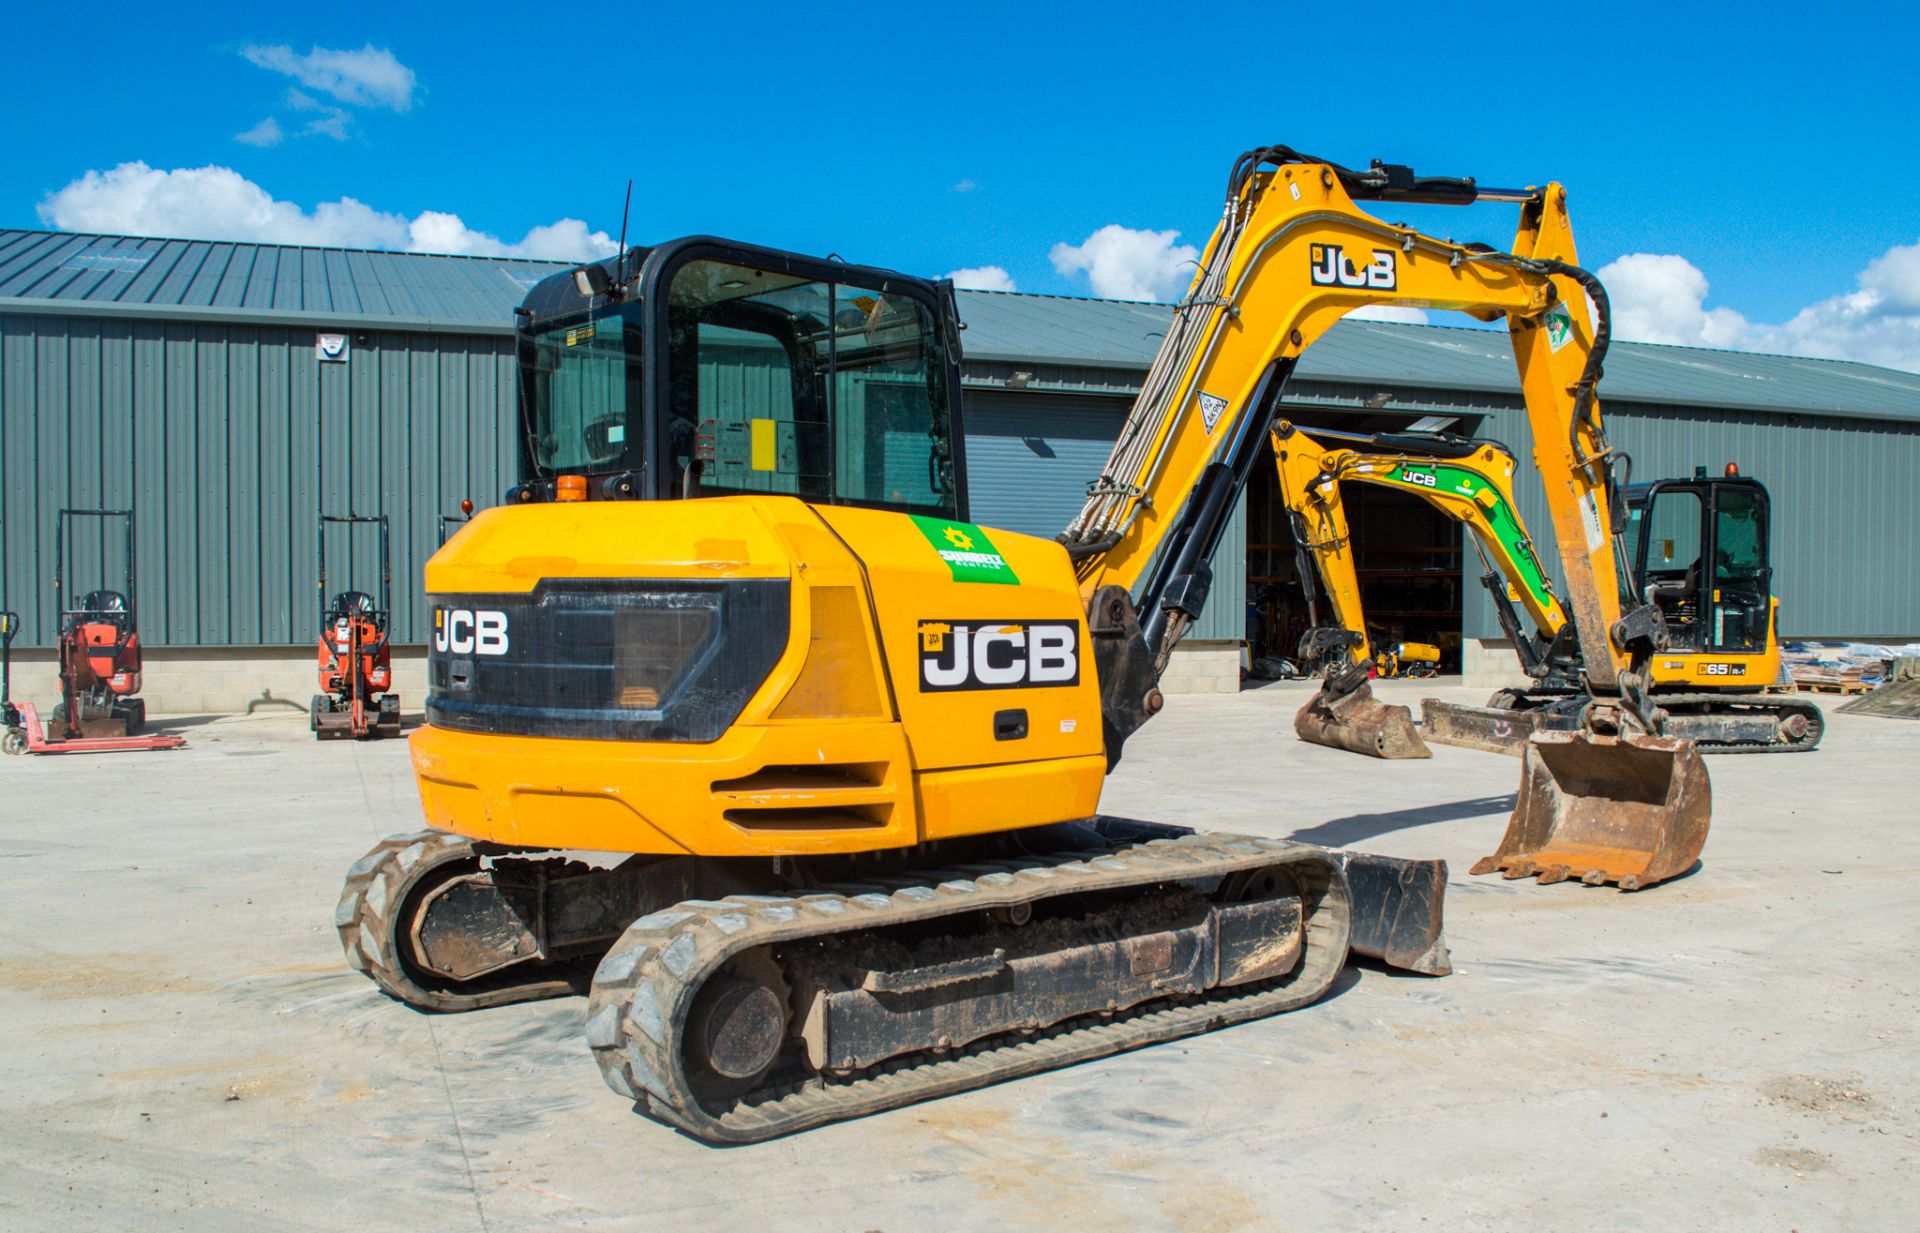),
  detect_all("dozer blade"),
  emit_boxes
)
[1420,699,1563,756]
[1337,852,1451,975]
[1295,679,1431,760]
[1472,730,1711,891]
